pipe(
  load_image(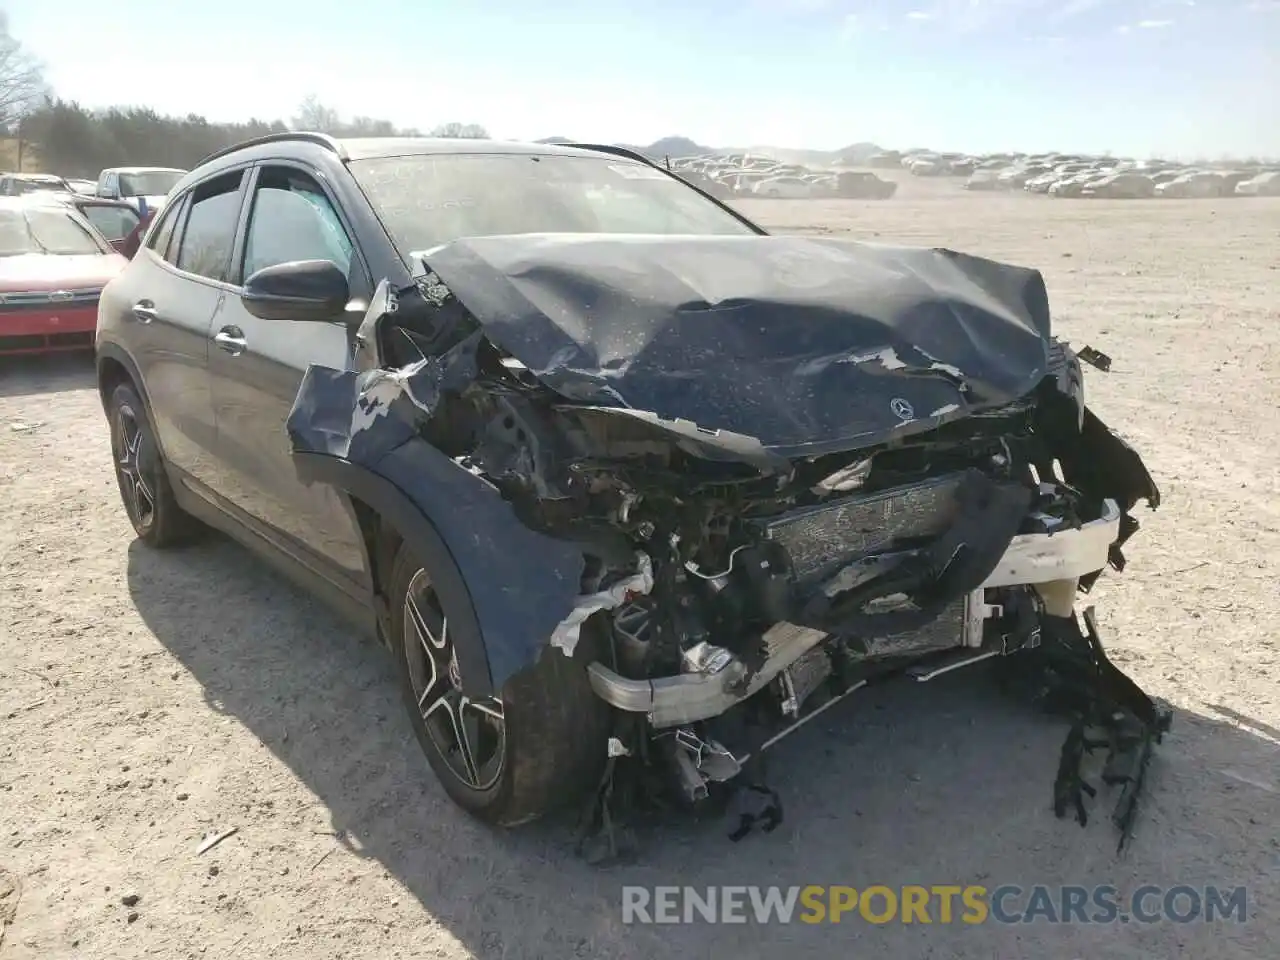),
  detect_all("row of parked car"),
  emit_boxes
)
[959,158,1280,199]
[0,166,187,215]
[0,166,187,356]
[671,154,898,200]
